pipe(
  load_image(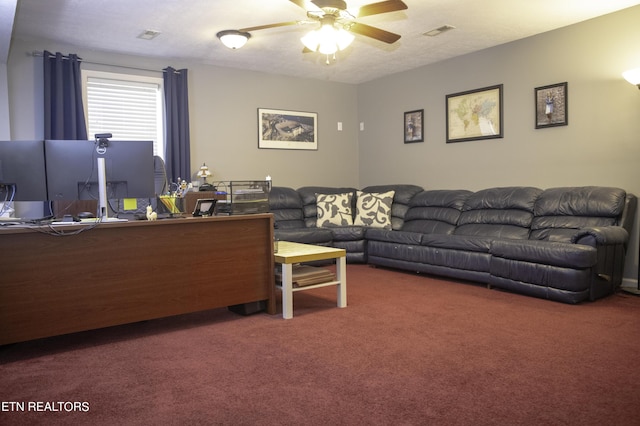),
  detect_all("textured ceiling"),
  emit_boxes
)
[8,0,640,83]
